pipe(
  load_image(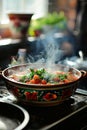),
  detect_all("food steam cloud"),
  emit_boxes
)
[27,32,64,68]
